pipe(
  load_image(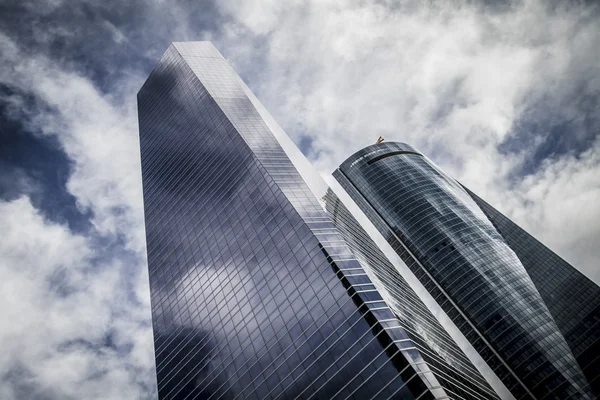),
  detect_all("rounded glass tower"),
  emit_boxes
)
[334,142,593,400]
